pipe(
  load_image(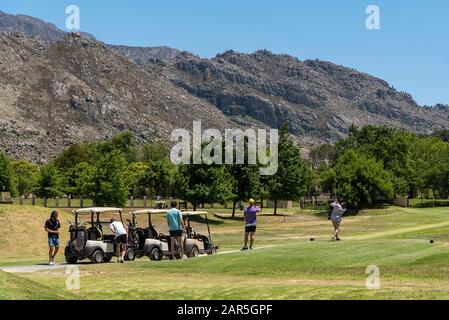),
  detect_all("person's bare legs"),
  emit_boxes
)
[176,236,185,257]
[116,244,121,262]
[249,232,255,249]
[170,236,176,257]
[49,247,54,263]
[121,244,126,261]
[332,221,340,240]
[52,247,59,262]
[243,232,249,249]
